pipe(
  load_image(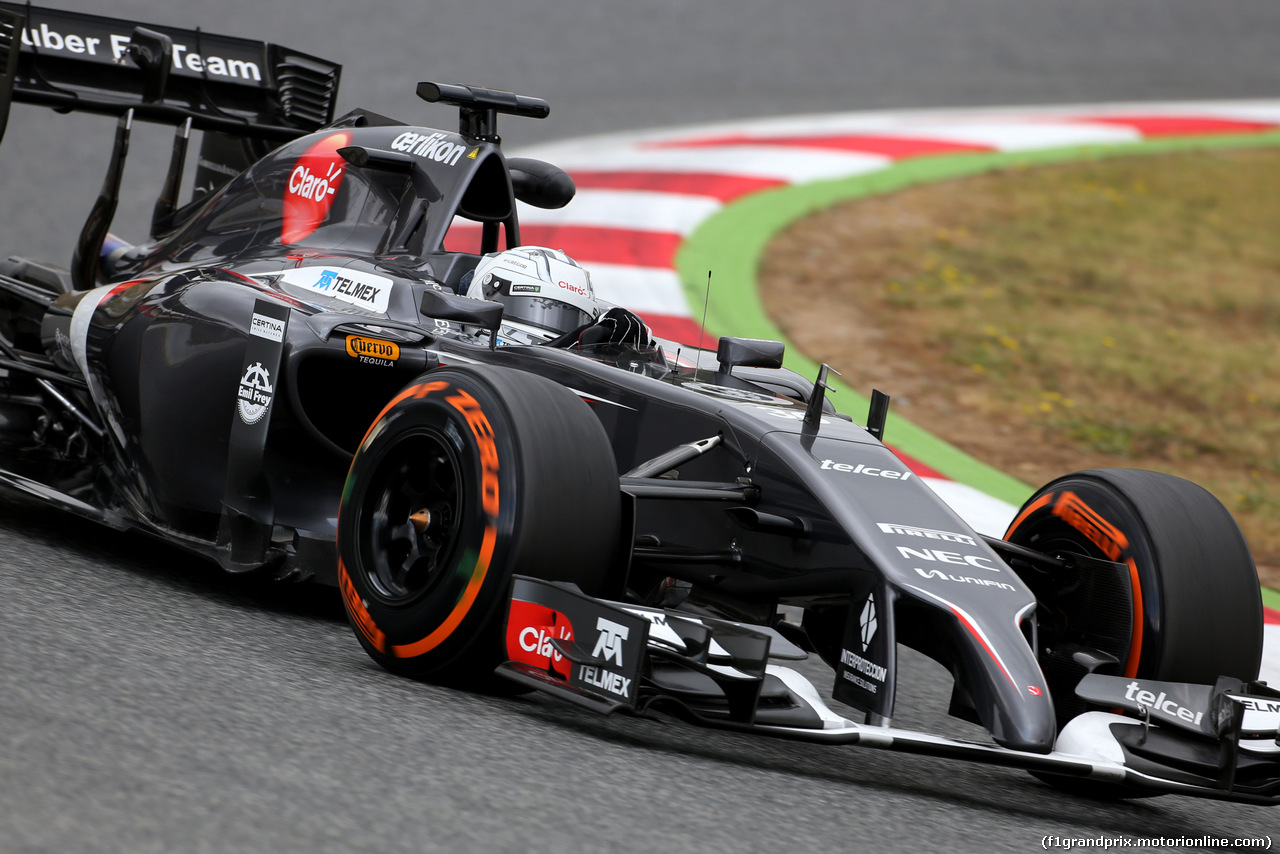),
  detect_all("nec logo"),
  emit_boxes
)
[897,546,997,571]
